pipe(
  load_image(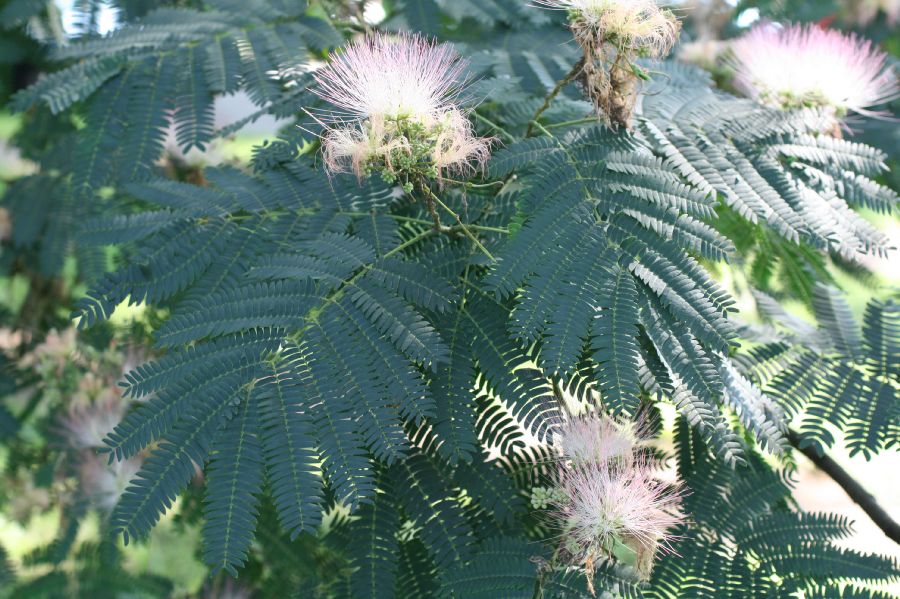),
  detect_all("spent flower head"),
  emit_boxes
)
[730,23,898,125]
[532,0,681,128]
[533,0,680,57]
[310,32,491,185]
